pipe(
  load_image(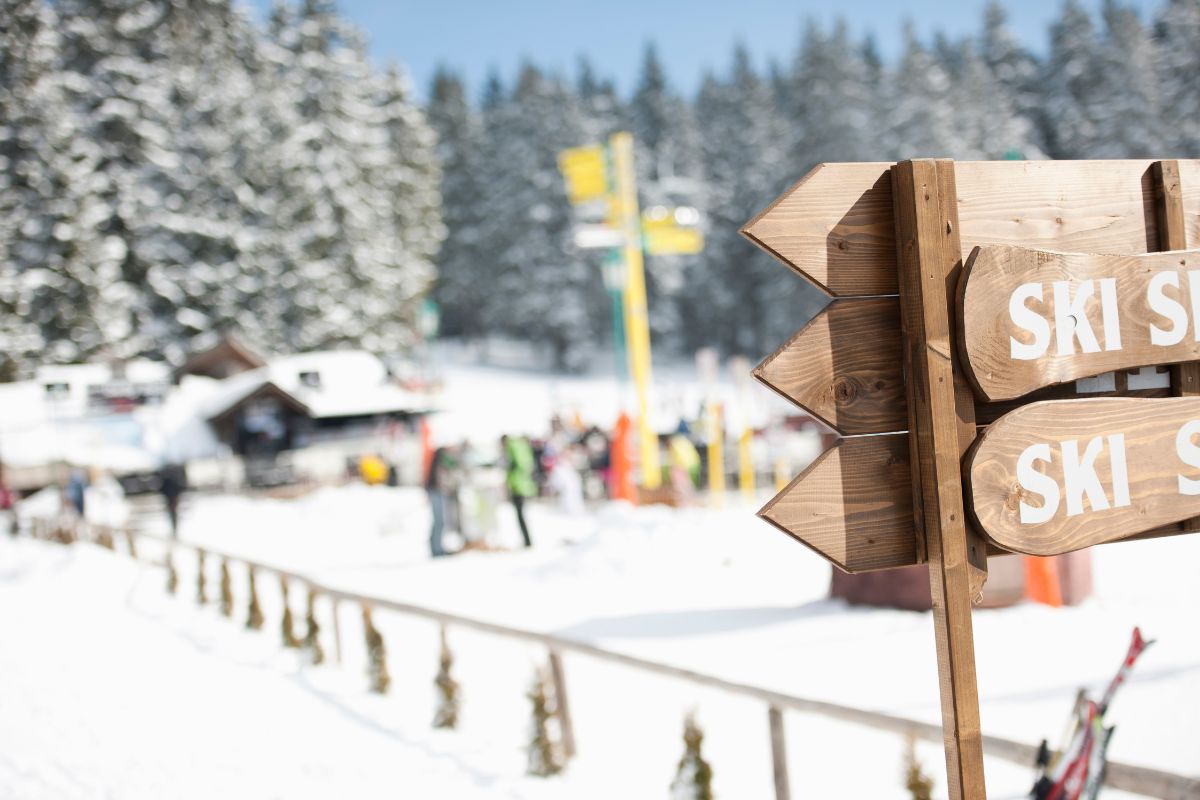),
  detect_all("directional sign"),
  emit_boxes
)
[960,245,1200,401]
[967,397,1200,556]
[759,434,915,572]
[742,160,1200,298]
[753,298,906,435]
[558,145,608,205]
